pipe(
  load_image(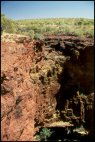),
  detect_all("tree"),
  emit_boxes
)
[1,13,16,33]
